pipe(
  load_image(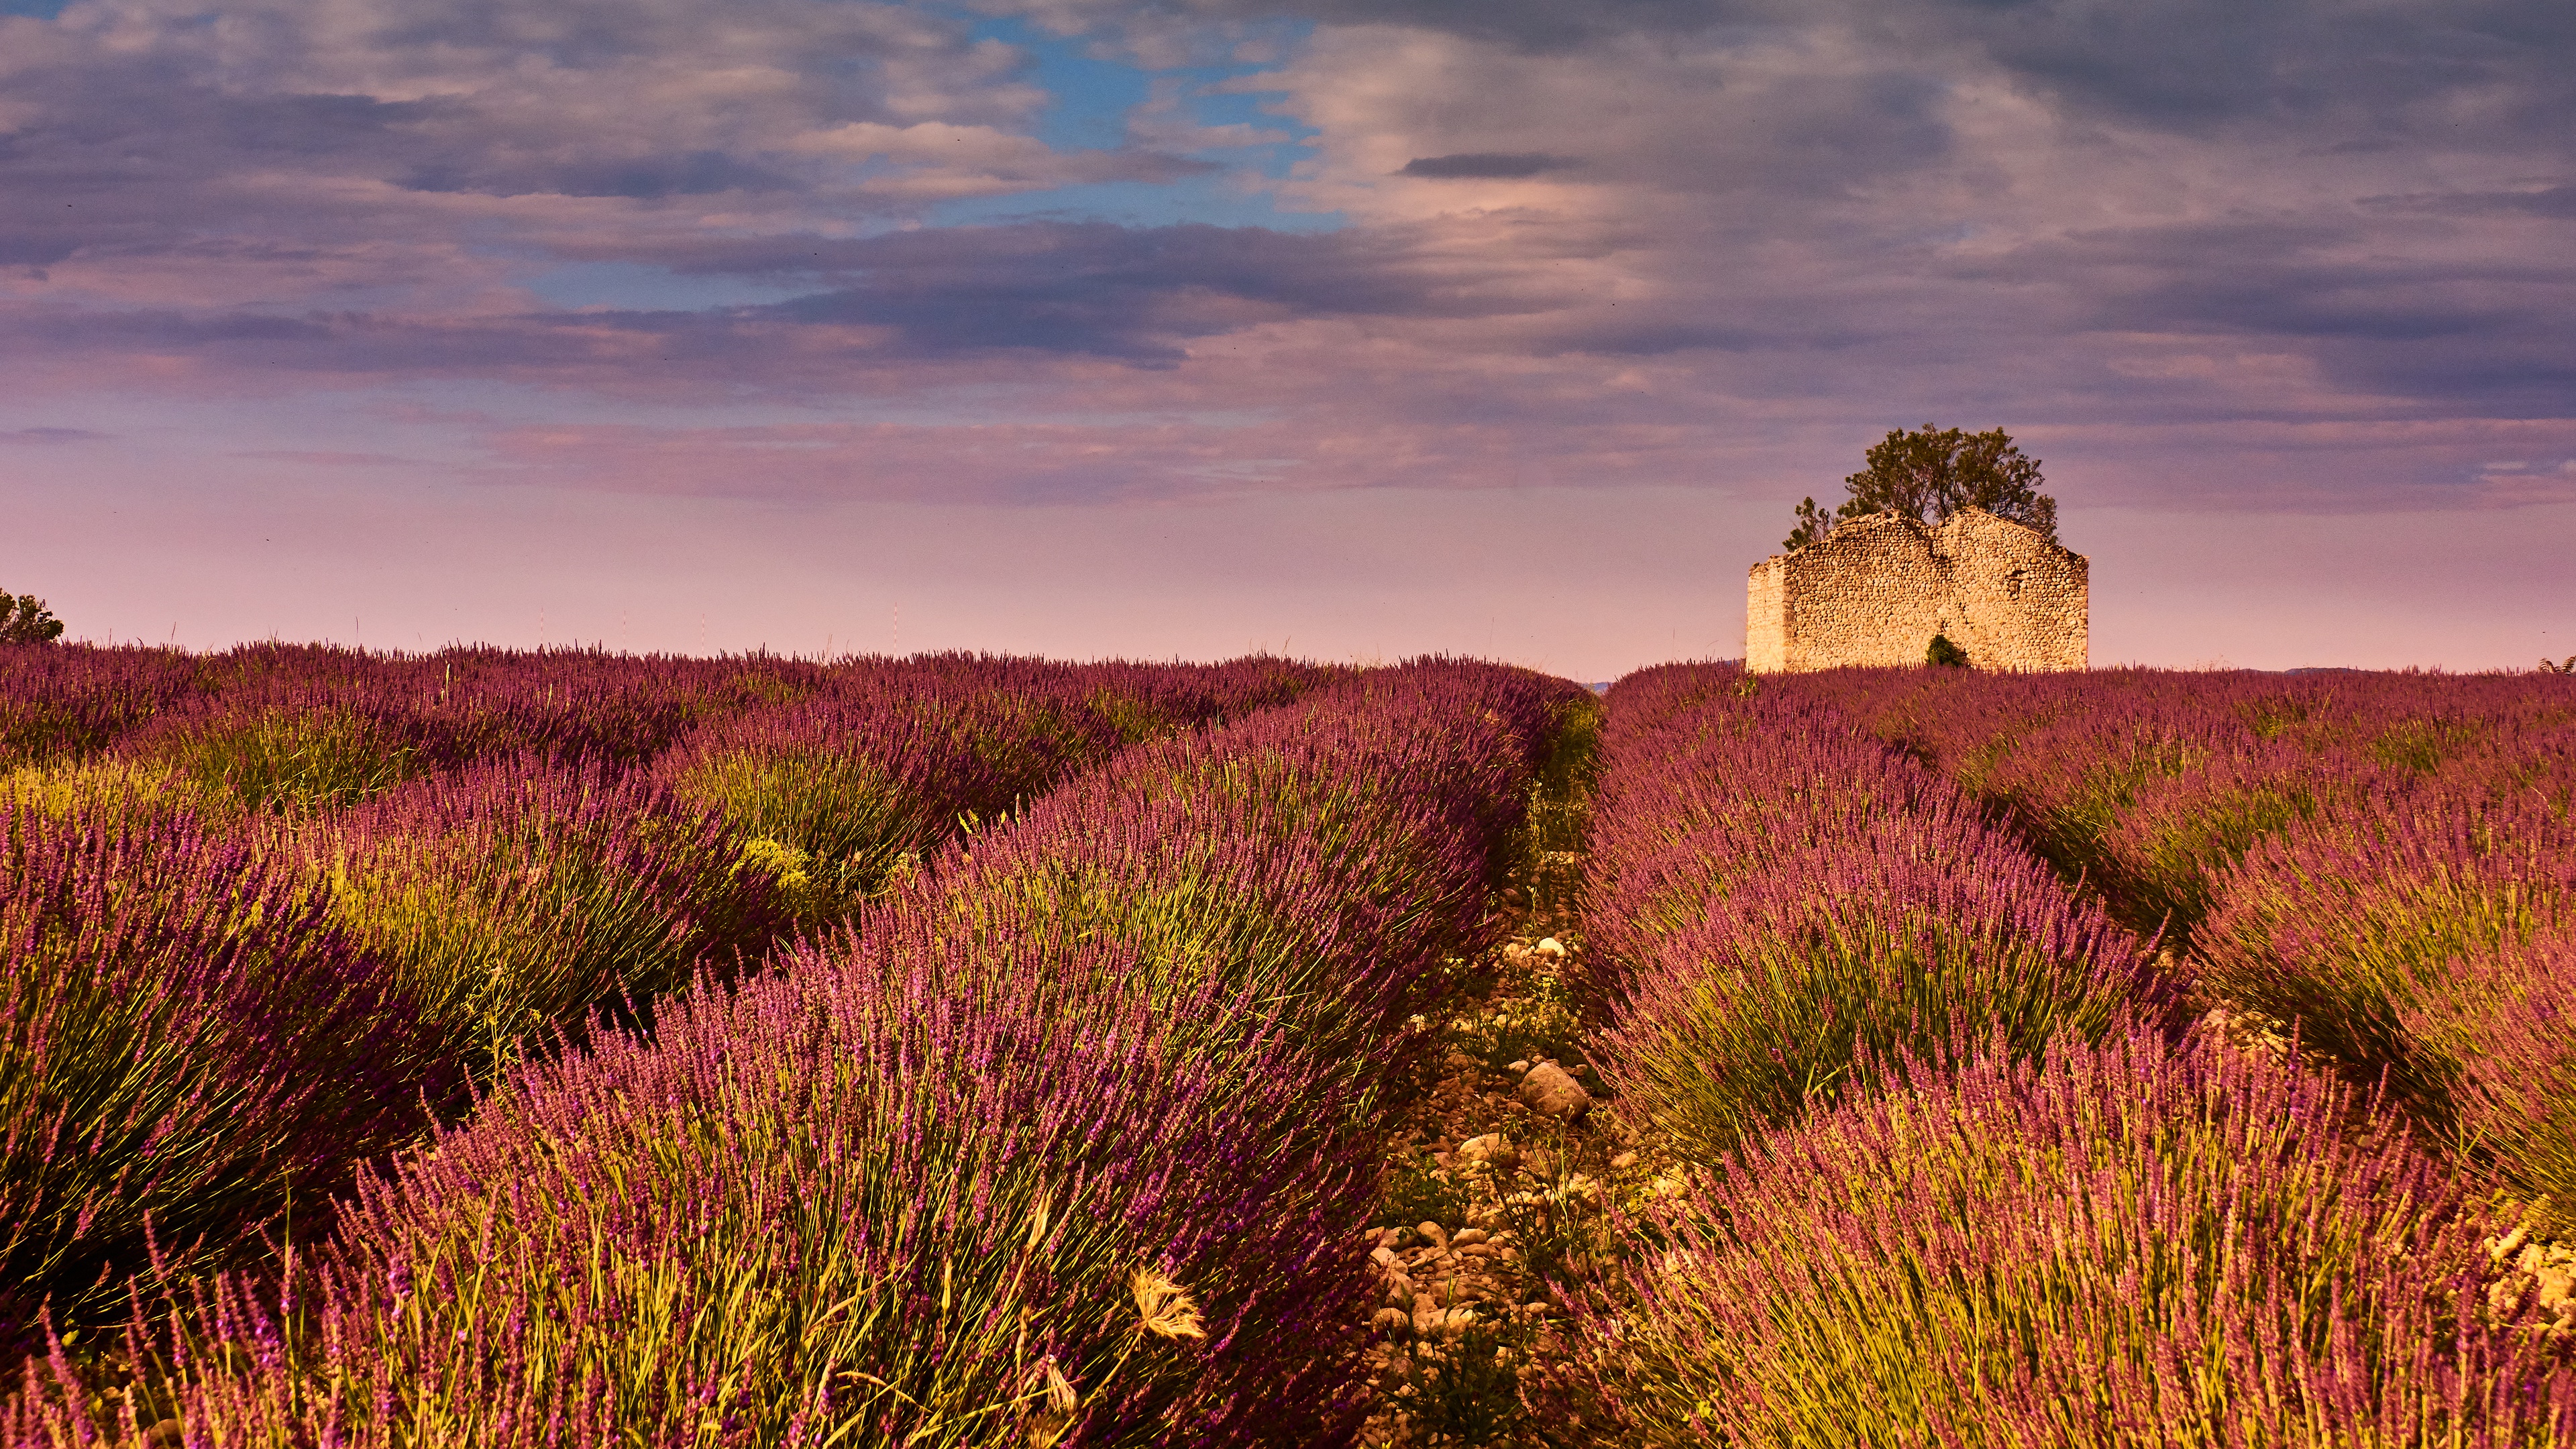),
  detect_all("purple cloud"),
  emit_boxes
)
[0,426,107,443]
[1399,153,1578,178]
